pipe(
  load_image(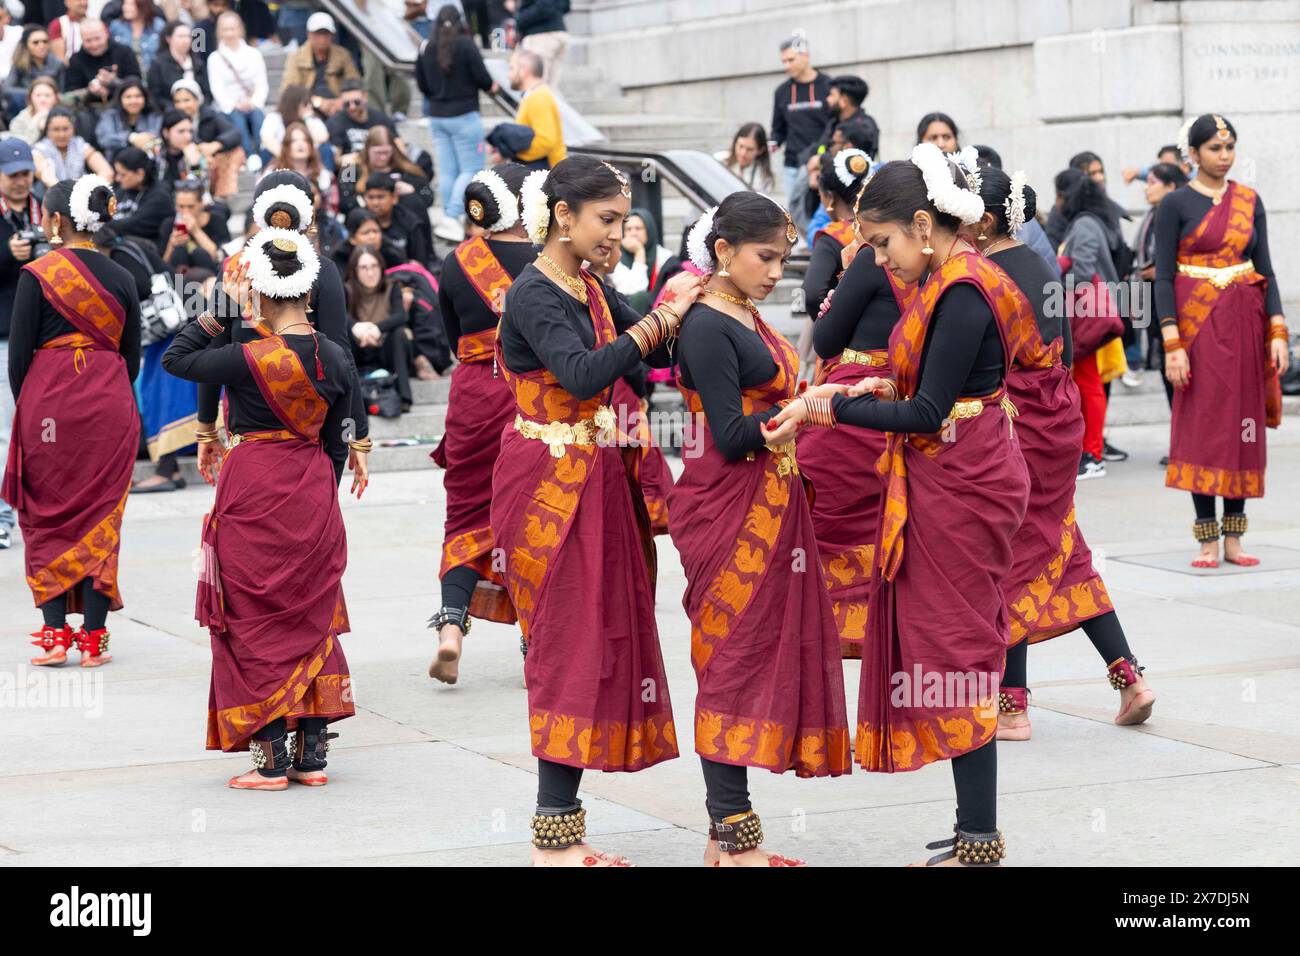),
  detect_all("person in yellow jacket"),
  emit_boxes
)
[507,49,566,169]
[279,13,360,117]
